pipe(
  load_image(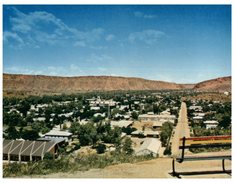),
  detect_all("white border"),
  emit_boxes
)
[1,0,234,183]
